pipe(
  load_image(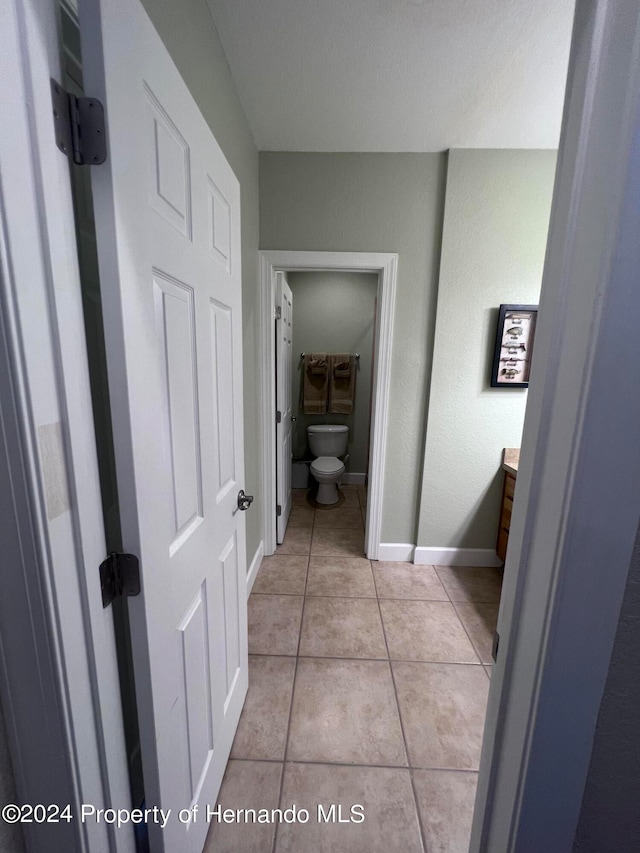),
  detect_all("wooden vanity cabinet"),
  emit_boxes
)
[497,471,516,562]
